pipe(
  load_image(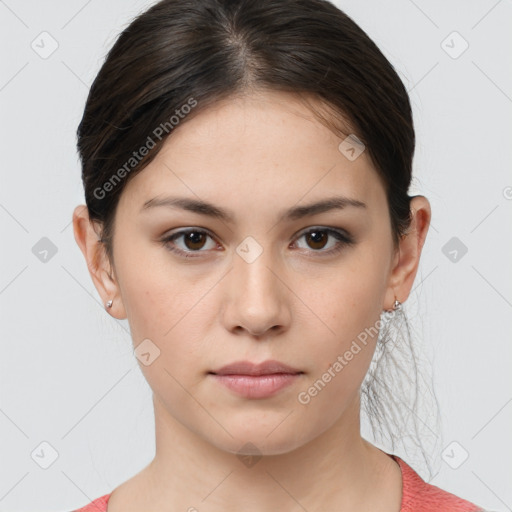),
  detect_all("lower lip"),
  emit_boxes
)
[210,373,301,399]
